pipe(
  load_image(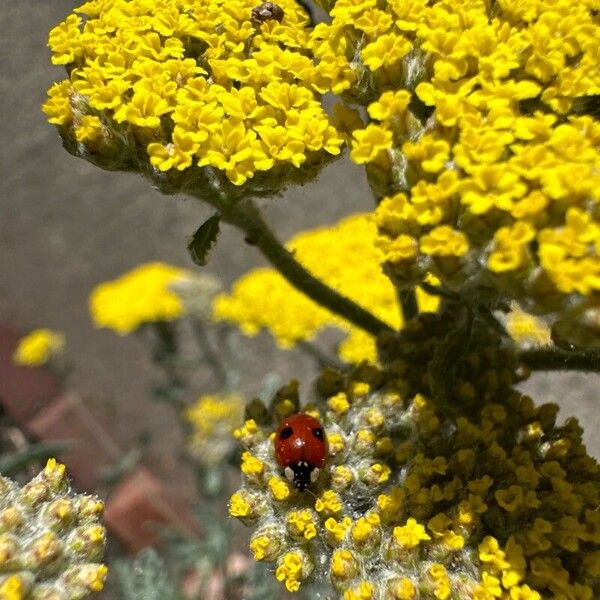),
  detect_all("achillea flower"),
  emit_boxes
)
[0,459,107,598]
[12,329,65,367]
[44,0,344,197]
[213,213,439,363]
[503,303,552,348]
[230,314,599,597]
[89,262,192,334]
[184,393,244,466]
[307,0,600,347]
